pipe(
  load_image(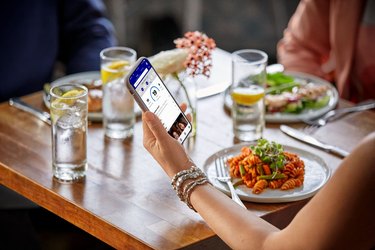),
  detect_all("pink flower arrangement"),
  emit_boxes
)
[148,31,216,138]
[174,31,216,77]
